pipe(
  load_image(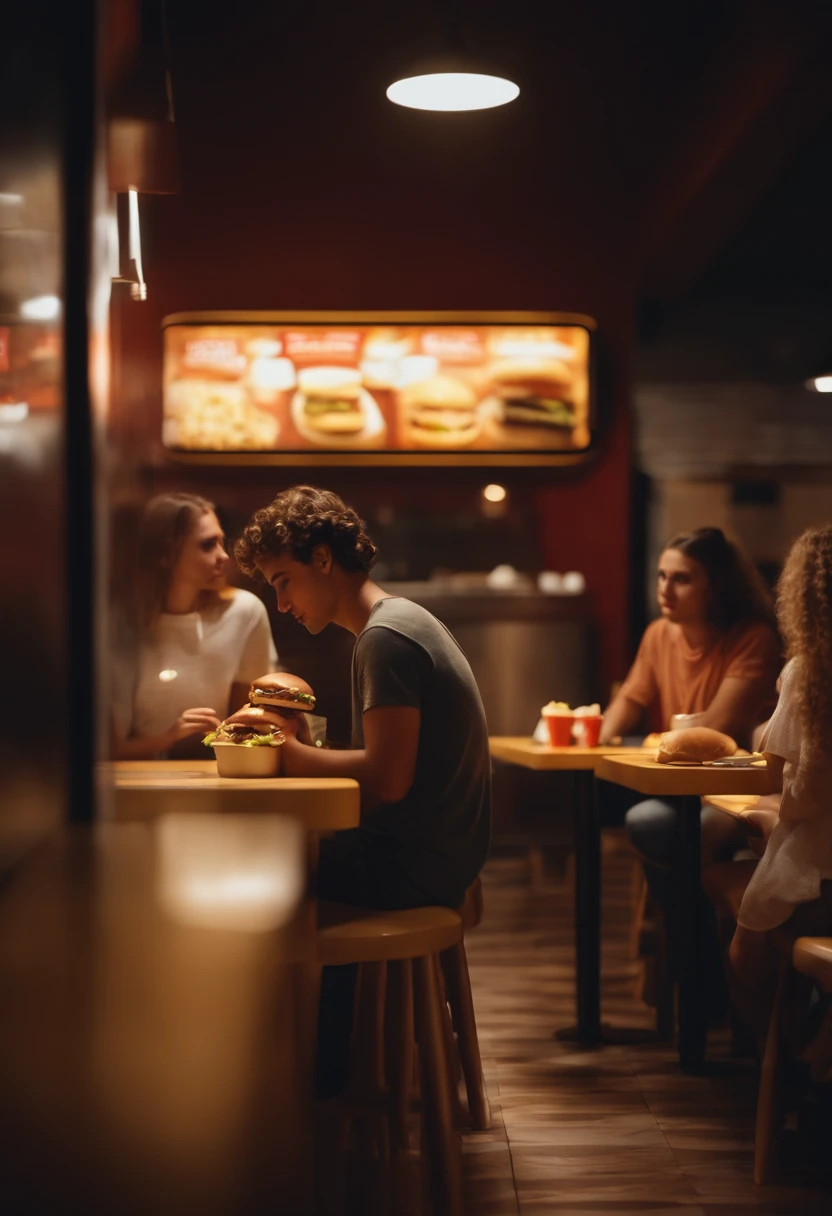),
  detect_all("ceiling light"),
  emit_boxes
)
[809,374,832,393]
[387,69,518,112]
[483,483,507,503]
[386,7,518,114]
